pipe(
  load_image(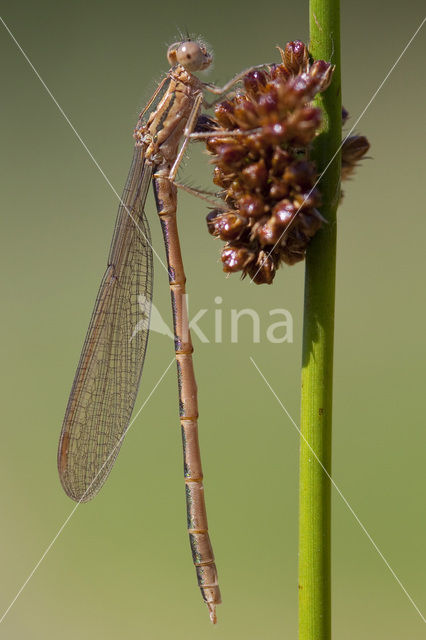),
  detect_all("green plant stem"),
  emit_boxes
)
[298,1,341,639]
